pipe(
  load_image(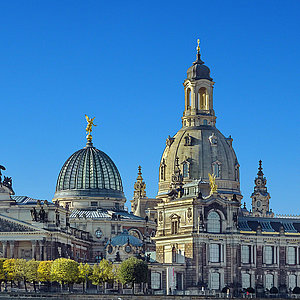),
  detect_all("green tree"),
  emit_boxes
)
[118,257,148,292]
[25,260,39,292]
[51,258,79,291]
[37,261,53,291]
[90,259,116,292]
[77,263,92,293]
